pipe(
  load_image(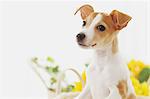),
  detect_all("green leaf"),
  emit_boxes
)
[49,88,55,92]
[138,67,150,83]
[61,85,75,92]
[50,77,57,85]
[53,66,59,73]
[46,66,59,74]
[67,85,75,91]
[47,57,54,63]
[46,66,53,73]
